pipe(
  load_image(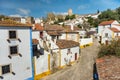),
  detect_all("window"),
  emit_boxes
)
[105,33,108,37]
[9,31,17,39]
[67,49,72,55]
[1,65,11,75]
[10,46,18,55]
[40,32,43,39]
